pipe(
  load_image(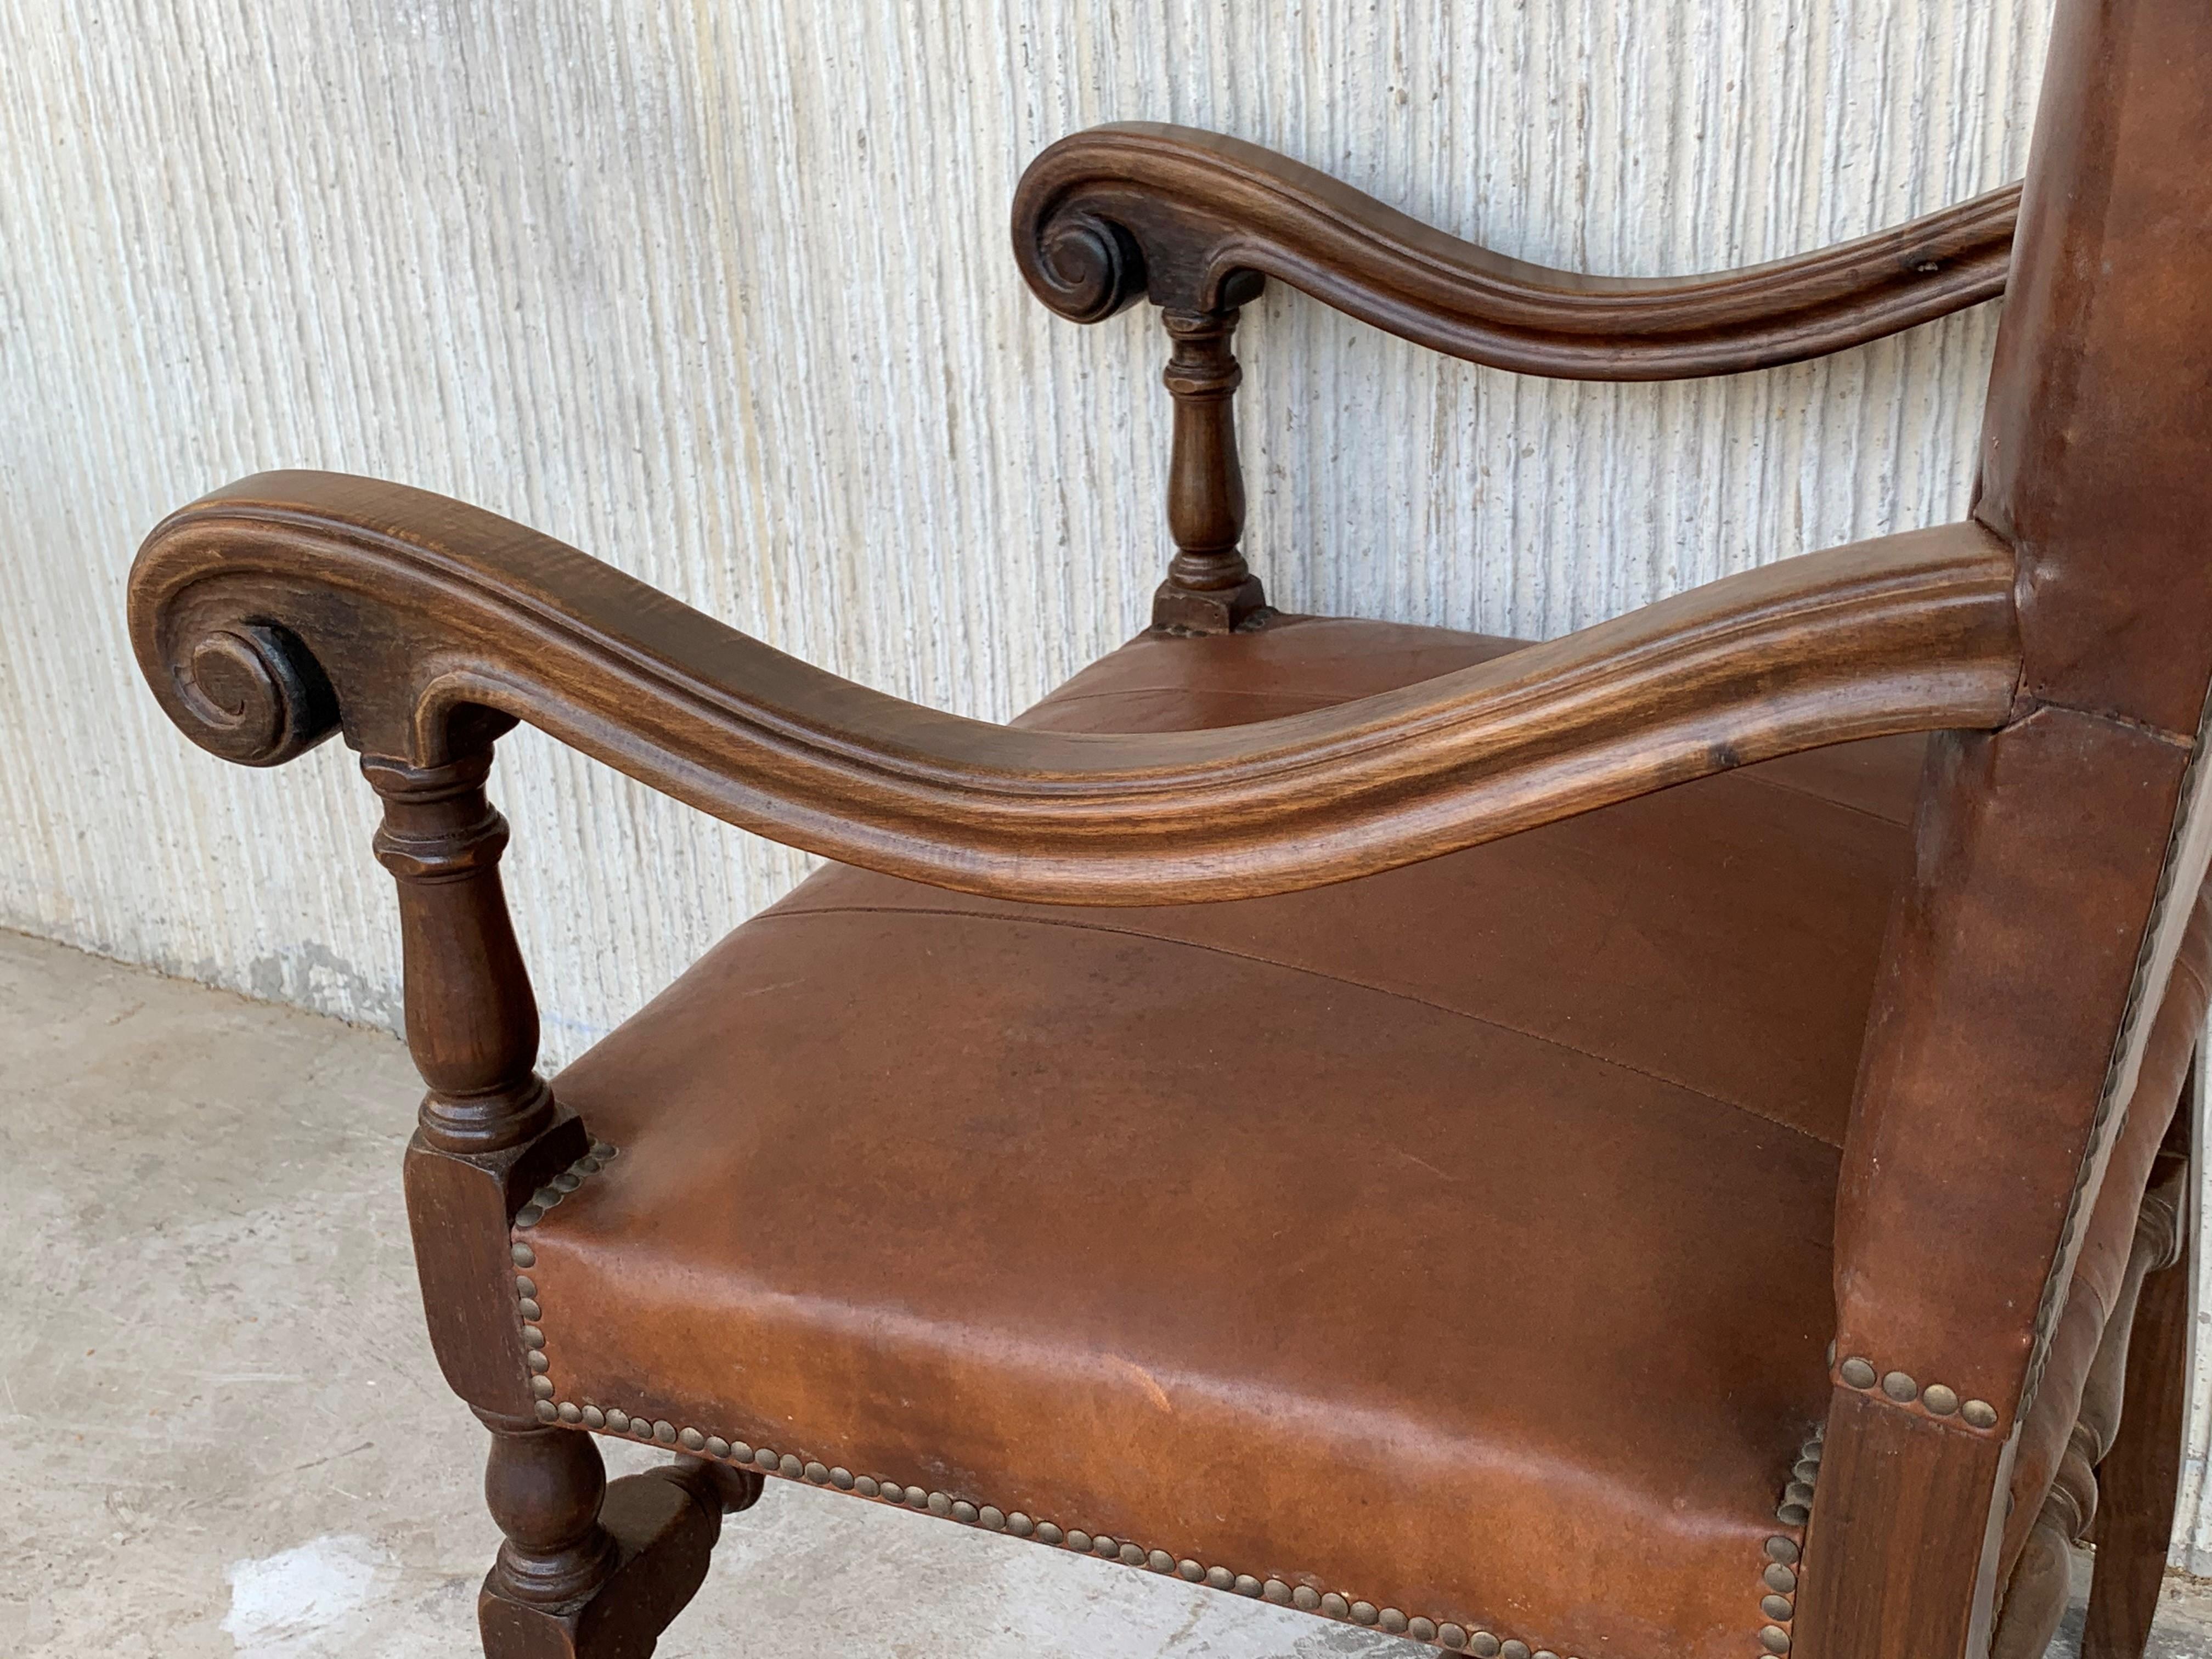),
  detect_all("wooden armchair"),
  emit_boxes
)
[127,1,2211,1653]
